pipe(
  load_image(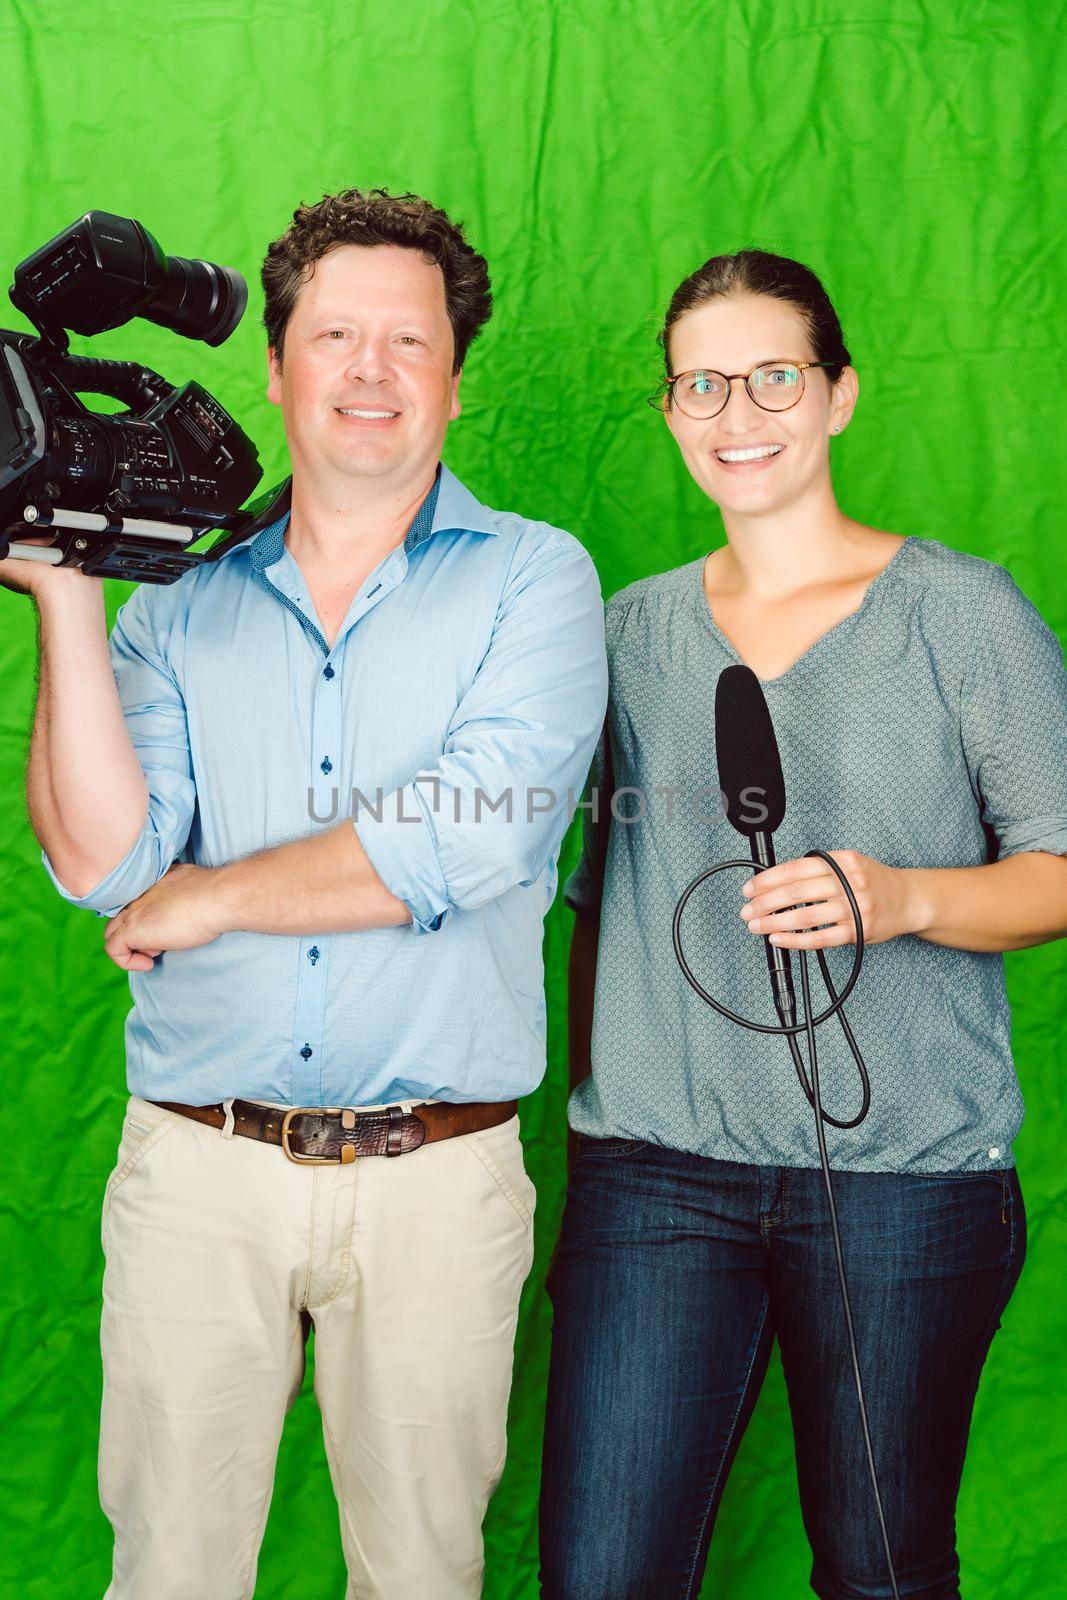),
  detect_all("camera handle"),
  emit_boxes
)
[1,504,212,581]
